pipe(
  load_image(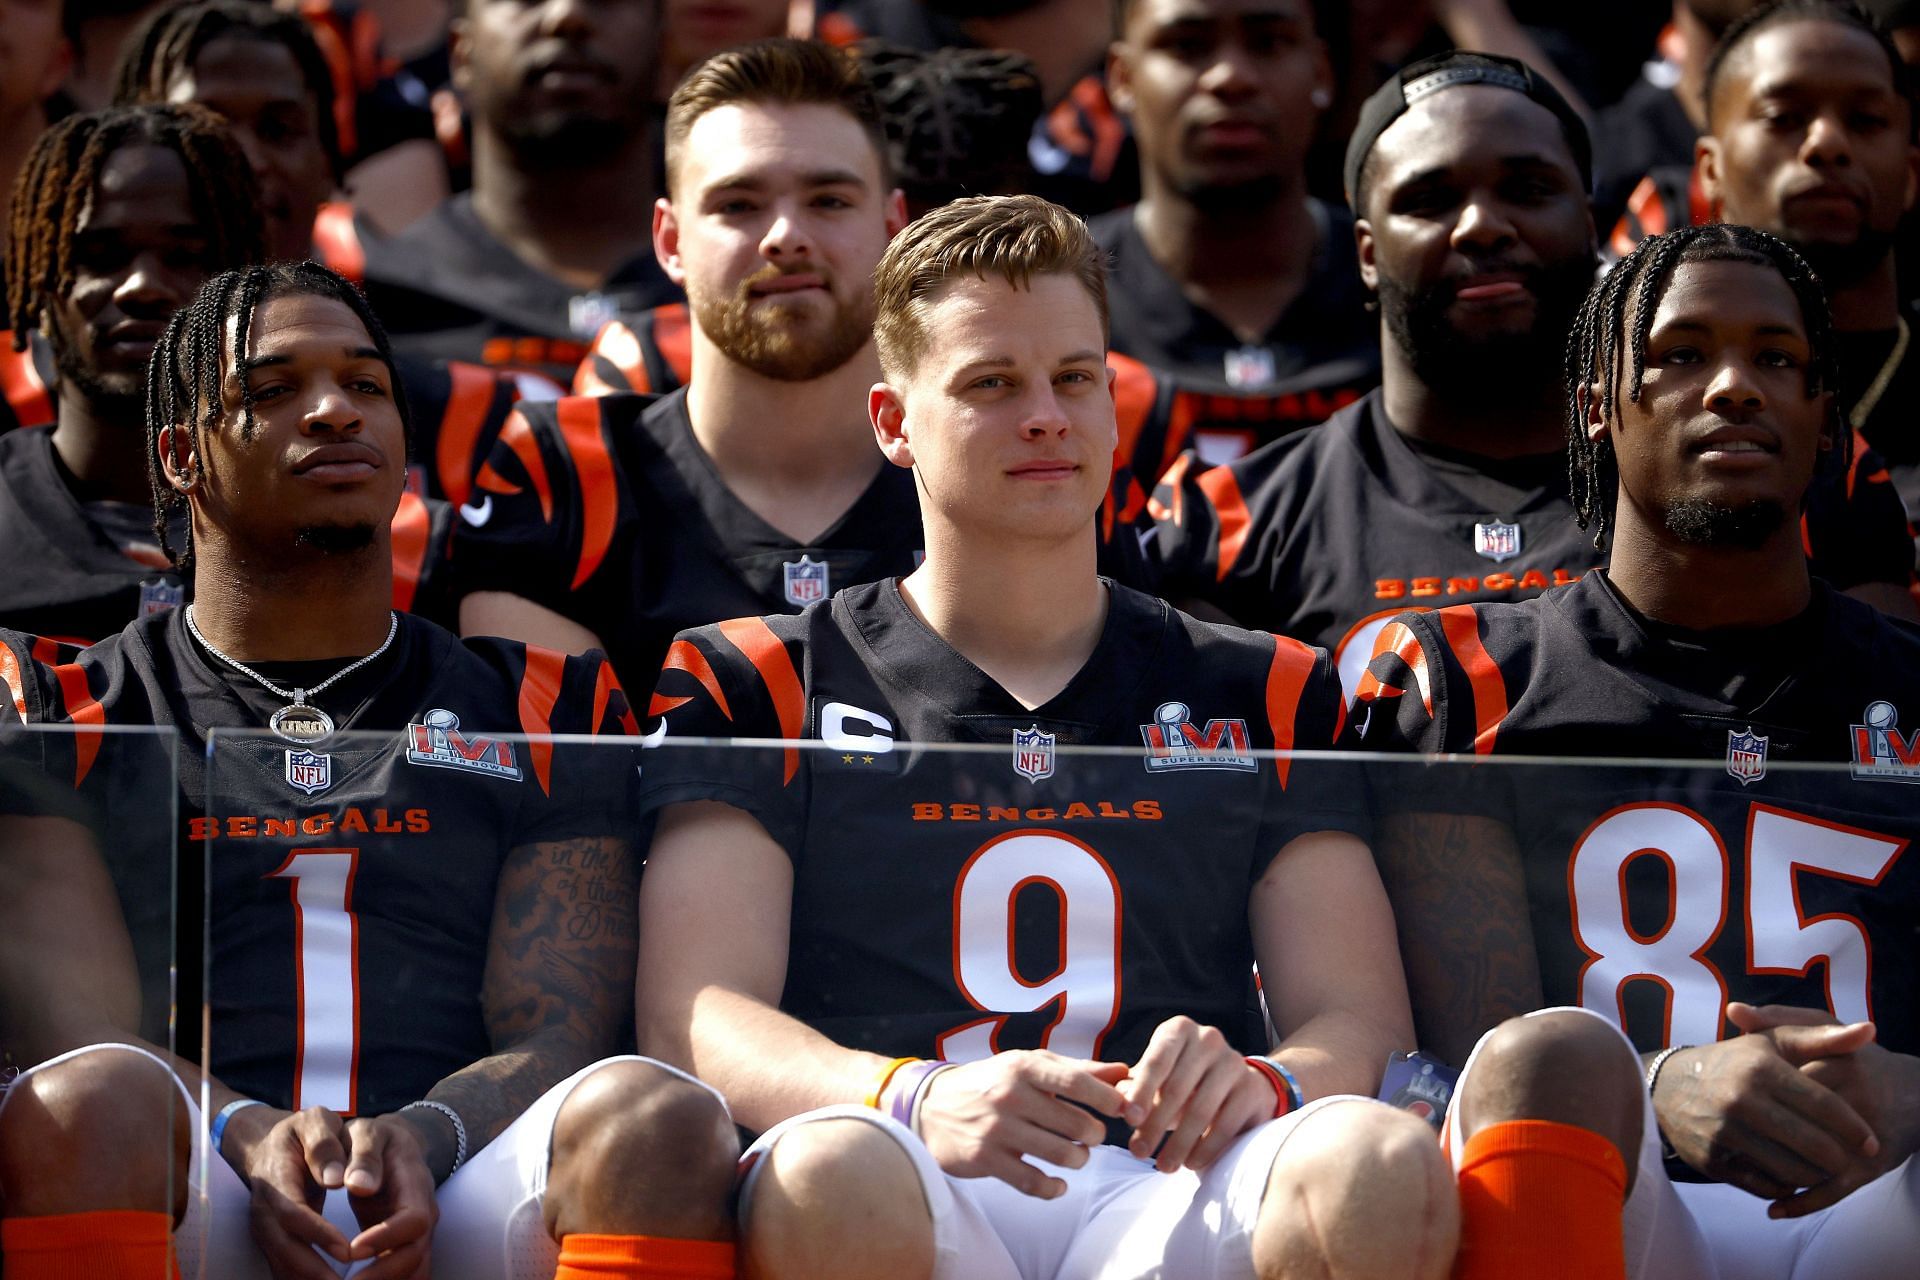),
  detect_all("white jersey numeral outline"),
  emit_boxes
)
[267,847,363,1114]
